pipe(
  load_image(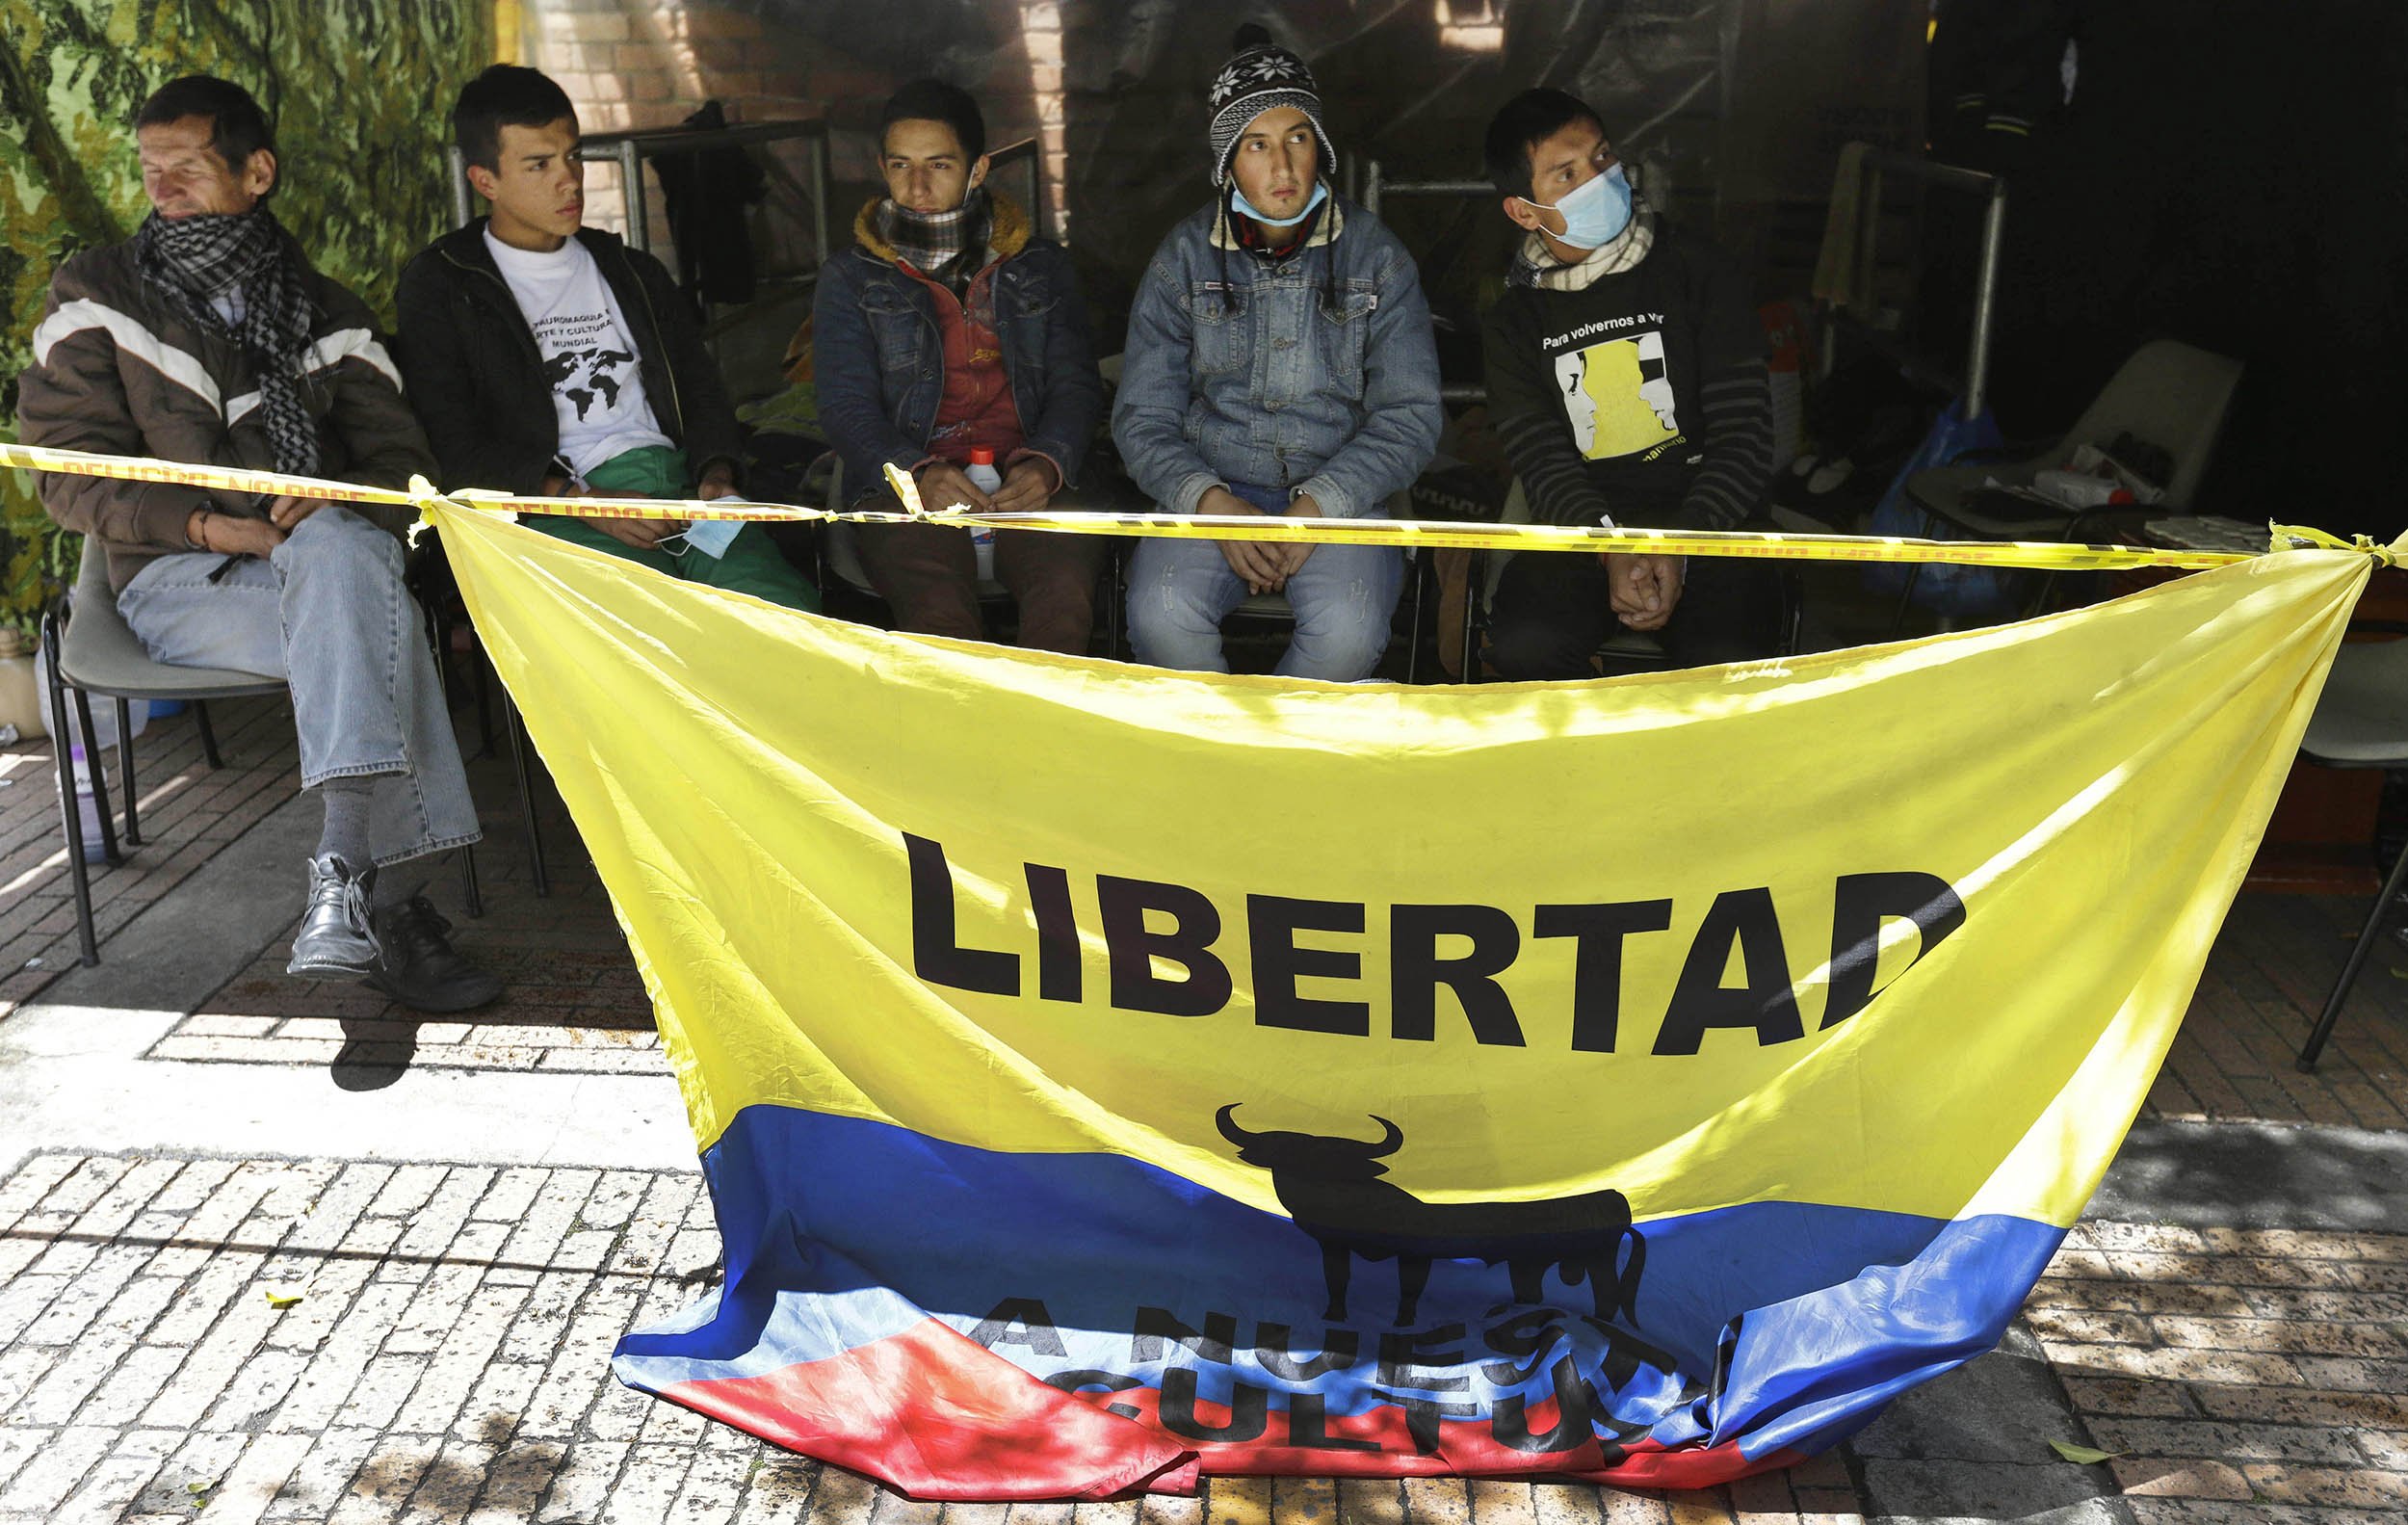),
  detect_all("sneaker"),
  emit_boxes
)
[288,855,380,977]
[363,895,503,1013]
